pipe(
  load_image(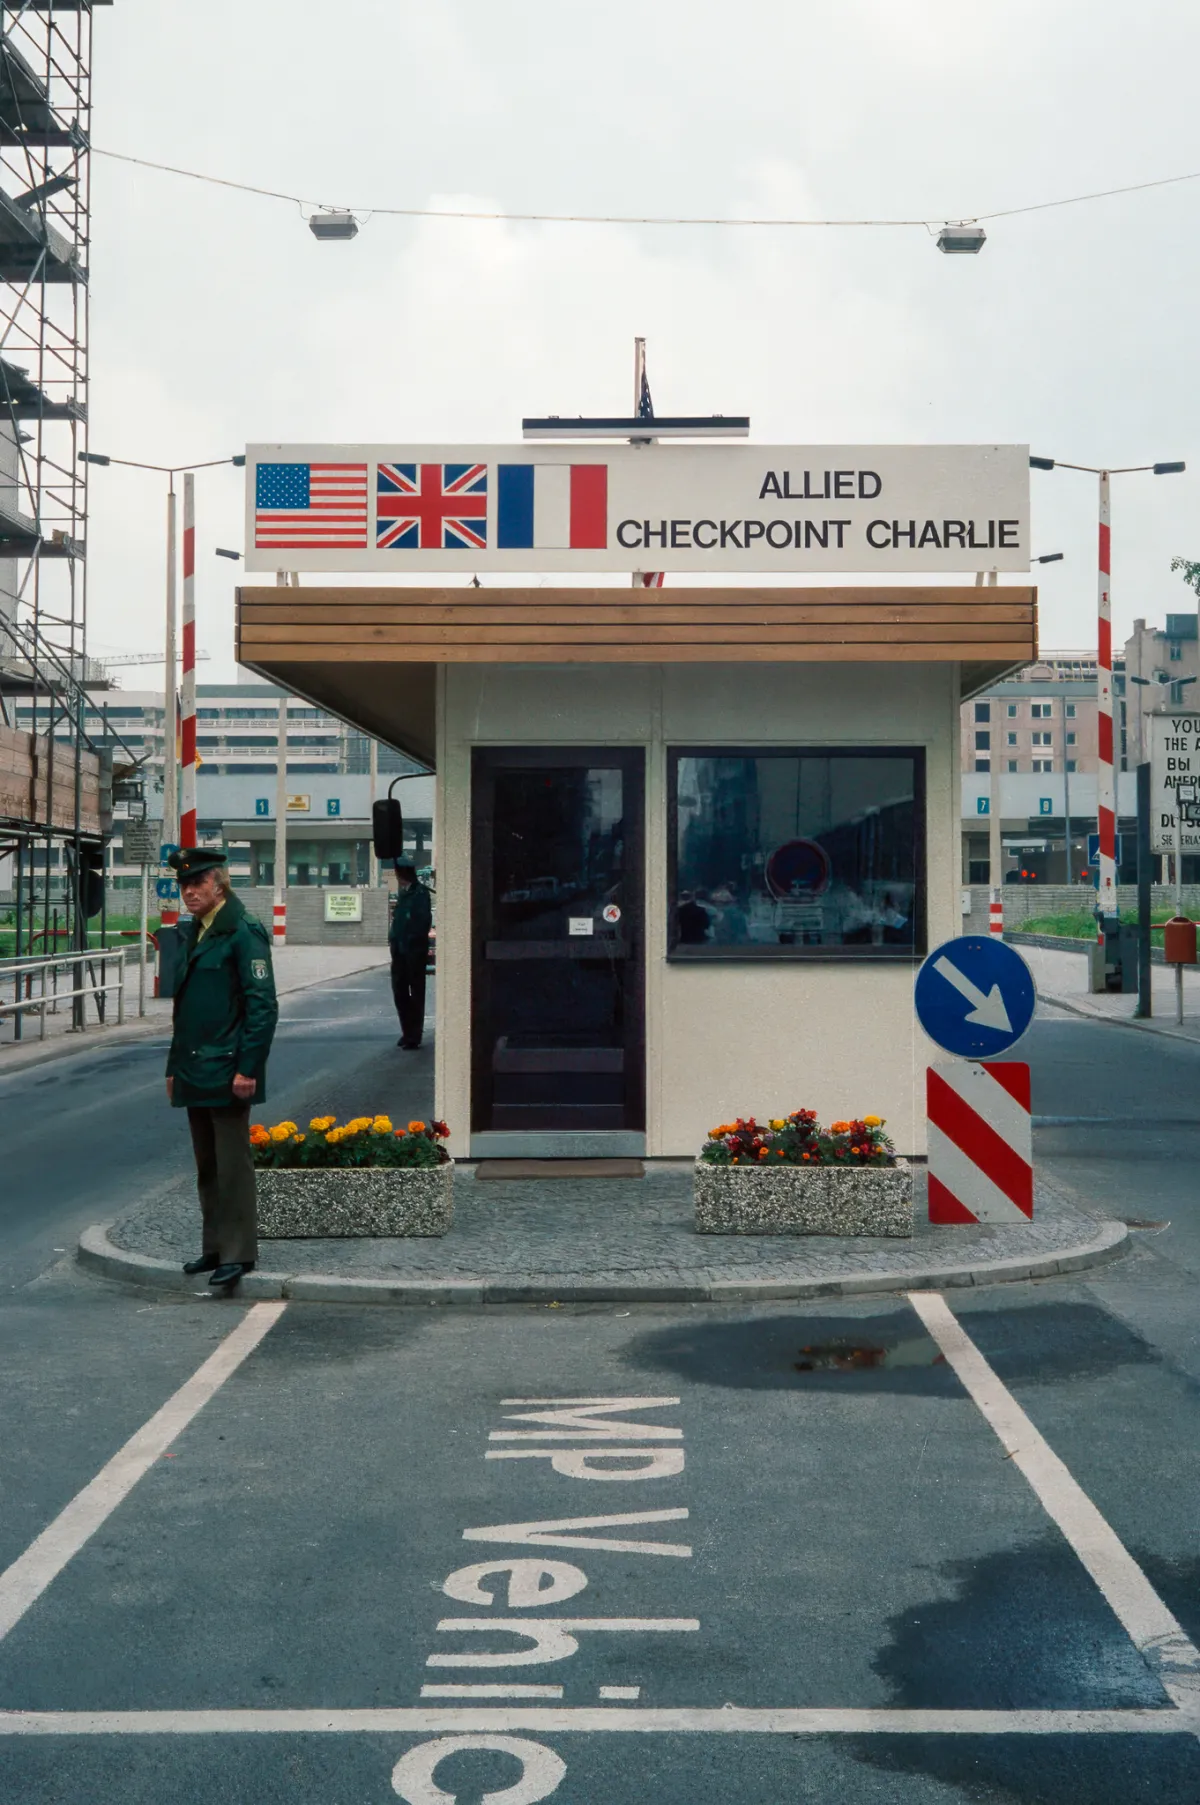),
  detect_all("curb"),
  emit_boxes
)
[1038,991,1200,1046]
[77,1218,1130,1306]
